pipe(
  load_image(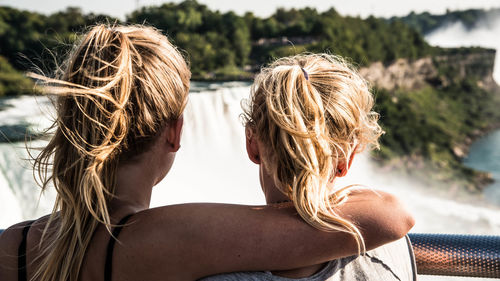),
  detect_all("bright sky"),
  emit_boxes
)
[1,0,499,19]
